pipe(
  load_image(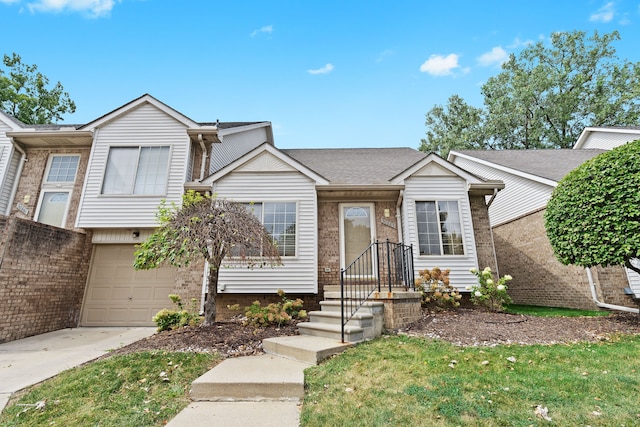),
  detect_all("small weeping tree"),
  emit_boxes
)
[133,191,282,325]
